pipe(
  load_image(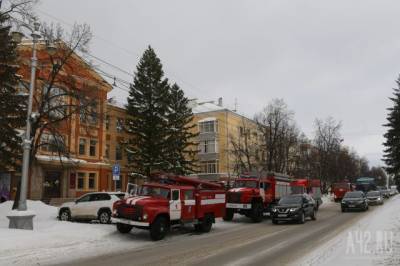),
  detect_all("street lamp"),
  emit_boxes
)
[7,20,41,230]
